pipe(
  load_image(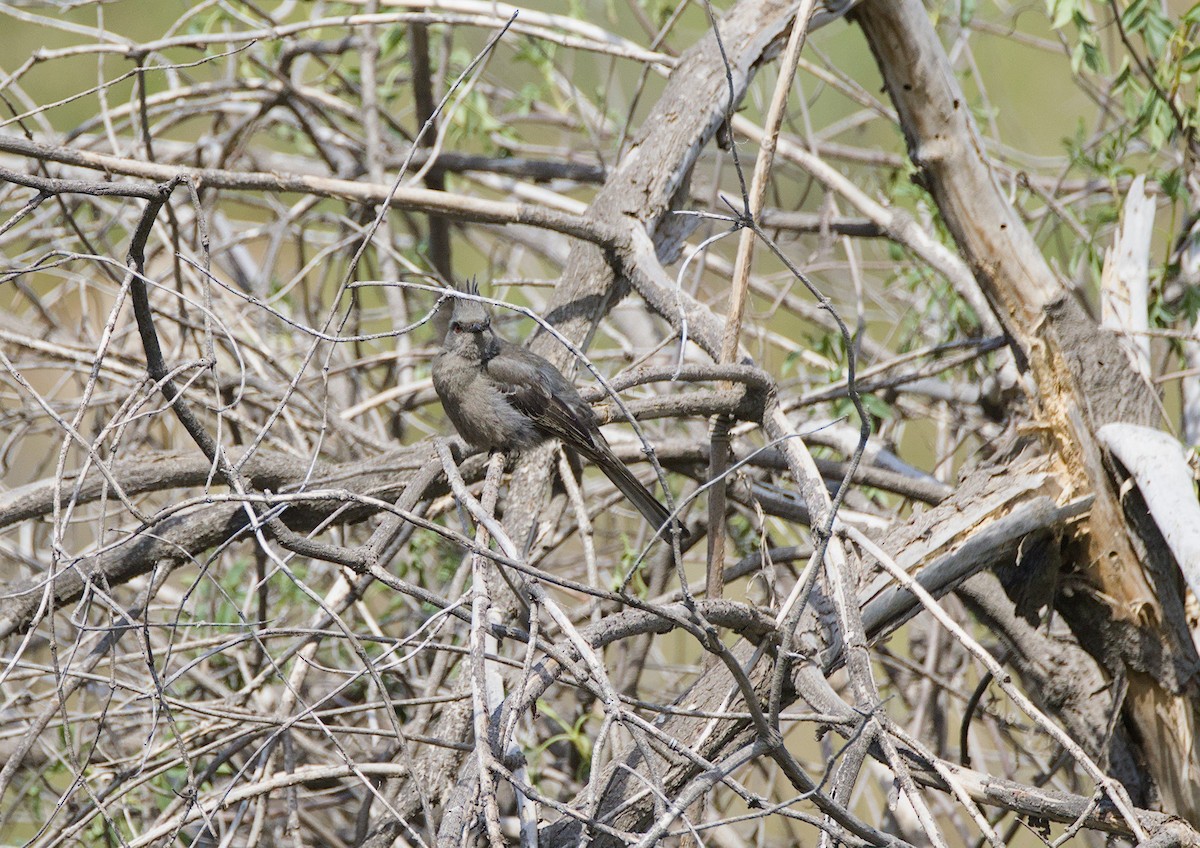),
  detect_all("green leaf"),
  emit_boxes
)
[1157,166,1185,200]
[1047,0,1080,31]
[380,23,406,56]
[1121,0,1149,31]
[862,392,895,421]
[1181,45,1200,73]
[1113,56,1134,88]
